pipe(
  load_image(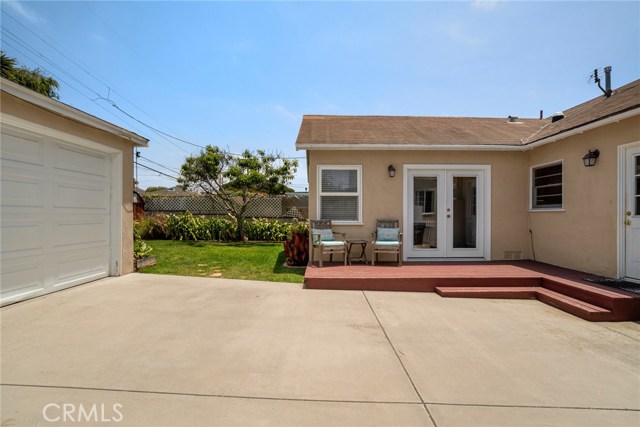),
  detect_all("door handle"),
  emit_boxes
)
[624,220,632,226]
